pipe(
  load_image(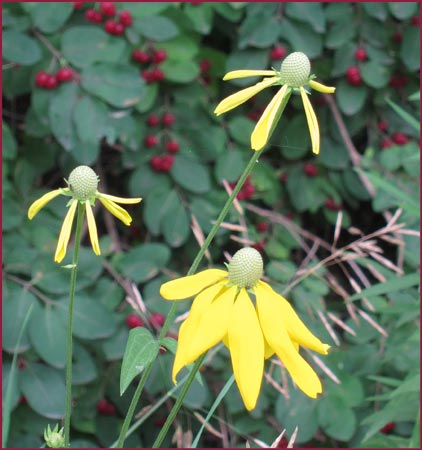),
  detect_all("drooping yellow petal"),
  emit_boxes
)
[300,87,320,155]
[28,189,63,220]
[251,84,289,151]
[214,77,279,116]
[228,289,264,411]
[223,70,276,81]
[160,269,228,300]
[54,200,78,263]
[257,281,330,354]
[85,202,100,256]
[184,285,237,365]
[308,80,336,94]
[255,283,323,398]
[98,197,133,226]
[172,283,225,382]
[96,191,142,204]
